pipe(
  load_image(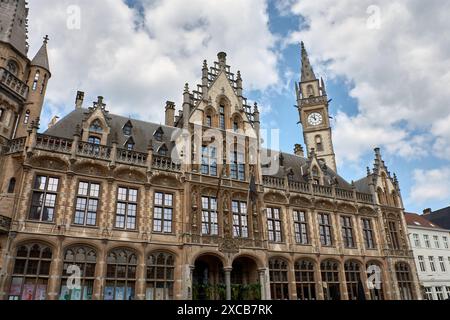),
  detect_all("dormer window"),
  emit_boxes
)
[89,120,103,133]
[312,166,320,185]
[88,136,101,145]
[154,127,164,142]
[158,144,168,157]
[125,137,135,151]
[123,121,133,136]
